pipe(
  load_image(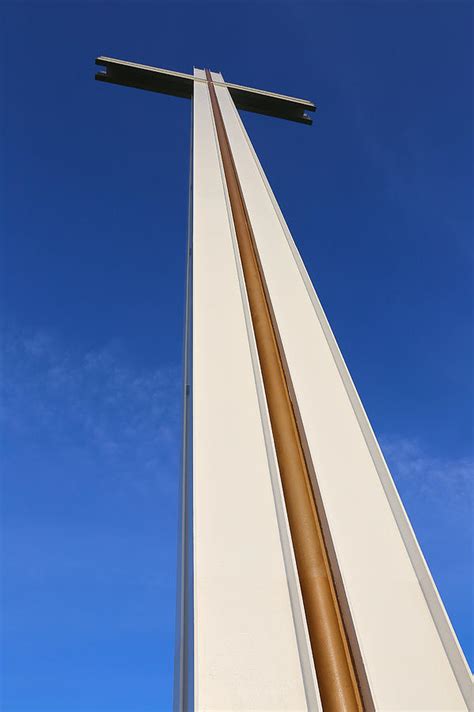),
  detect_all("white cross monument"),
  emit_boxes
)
[95,57,472,712]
